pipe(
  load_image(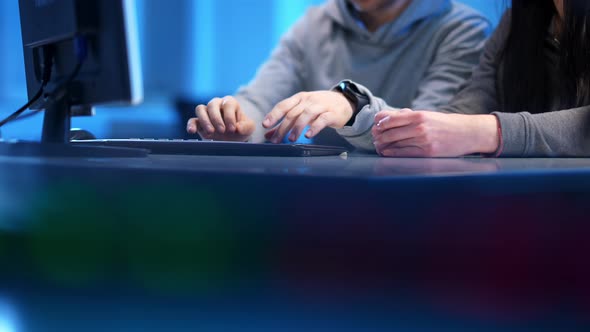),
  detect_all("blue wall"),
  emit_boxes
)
[0,0,502,140]
[0,0,27,101]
